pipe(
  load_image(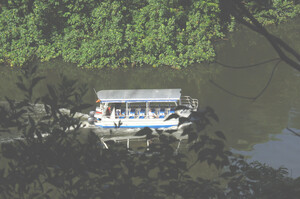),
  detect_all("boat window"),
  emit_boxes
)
[128,102,146,109]
[149,102,177,109]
